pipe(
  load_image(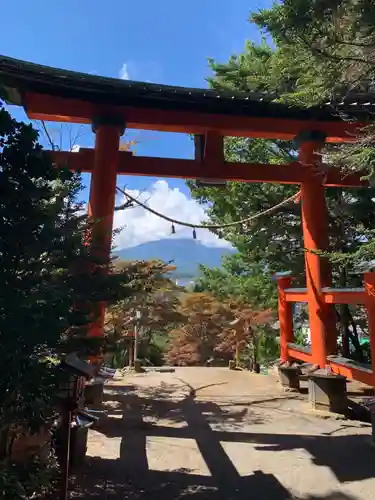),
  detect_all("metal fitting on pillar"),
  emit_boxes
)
[91,114,126,135]
[292,130,327,150]
[295,130,329,185]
